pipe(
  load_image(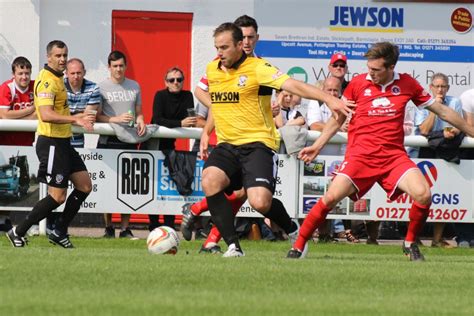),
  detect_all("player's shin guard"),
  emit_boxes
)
[207,191,239,248]
[16,195,61,236]
[54,189,90,235]
[203,195,243,248]
[264,198,293,234]
[406,200,431,243]
[294,198,332,251]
